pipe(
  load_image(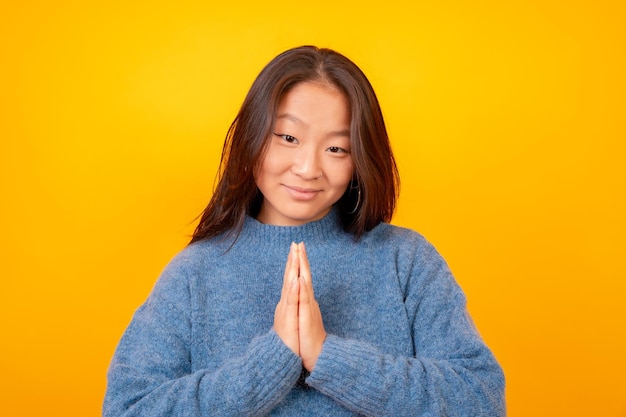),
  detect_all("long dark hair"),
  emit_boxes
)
[190,46,399,244]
